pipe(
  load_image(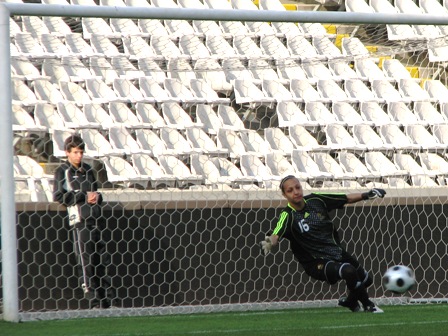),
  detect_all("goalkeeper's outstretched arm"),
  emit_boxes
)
[261,235,279,255]
[347,188,386,204]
